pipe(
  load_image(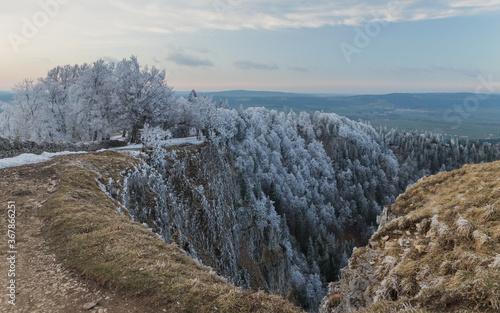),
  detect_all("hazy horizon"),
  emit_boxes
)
[2,87,500,96]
